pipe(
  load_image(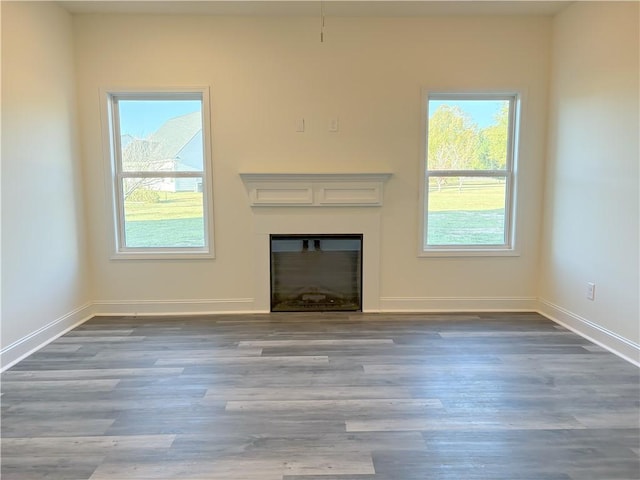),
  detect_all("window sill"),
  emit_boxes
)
[110,250,214,261]
[419,248,520,258]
